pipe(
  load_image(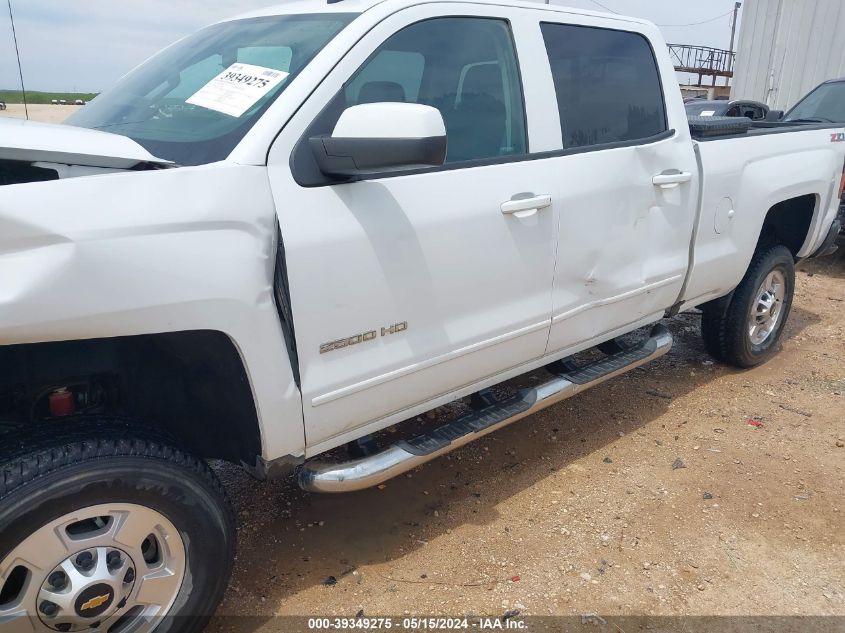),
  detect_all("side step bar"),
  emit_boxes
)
[298,324,673,493]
